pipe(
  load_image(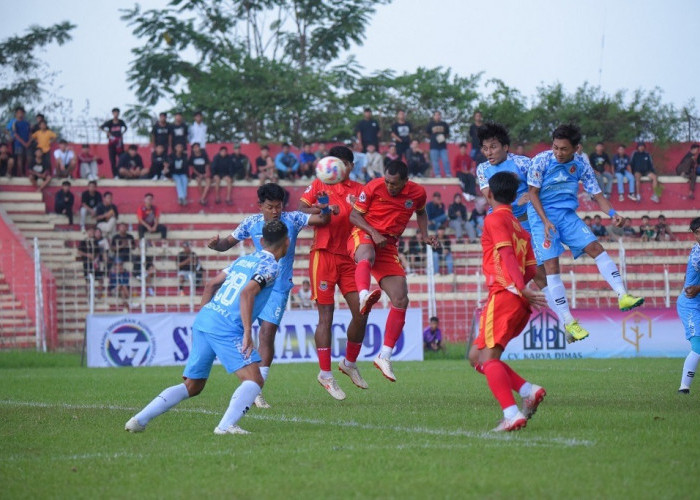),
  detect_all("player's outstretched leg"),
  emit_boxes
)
[482,359,527,432]
[545,272,589,343]
[678,338,700,394]
[590,247,644,311]
[338,291,369,389]
[125,380,200,432]
[214,365,264,435]
[253,320,279,409]
[354,244,381,315]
